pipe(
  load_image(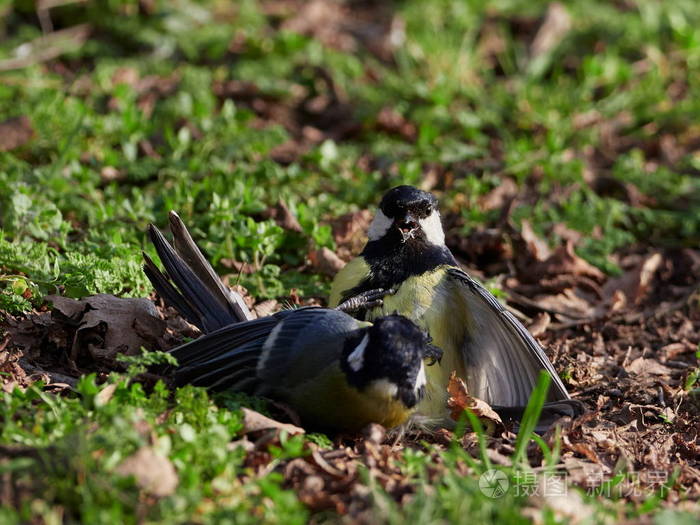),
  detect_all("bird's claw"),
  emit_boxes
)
[335,287,396,314]
[423,344,443,366]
